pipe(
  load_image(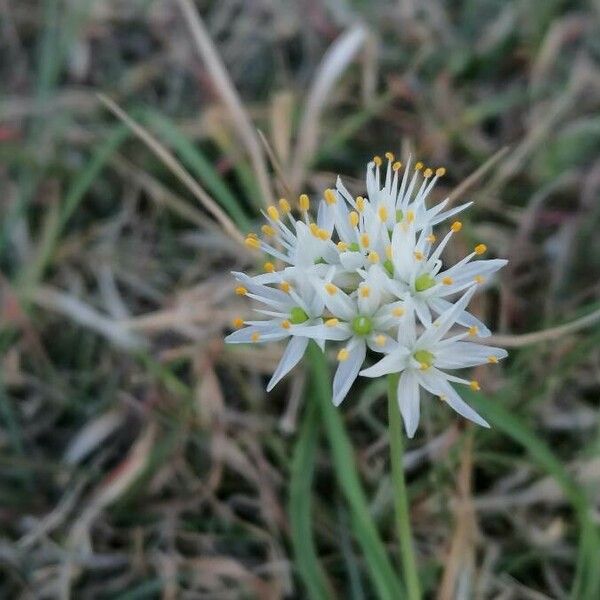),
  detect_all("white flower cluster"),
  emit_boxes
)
[226,154,507,437]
